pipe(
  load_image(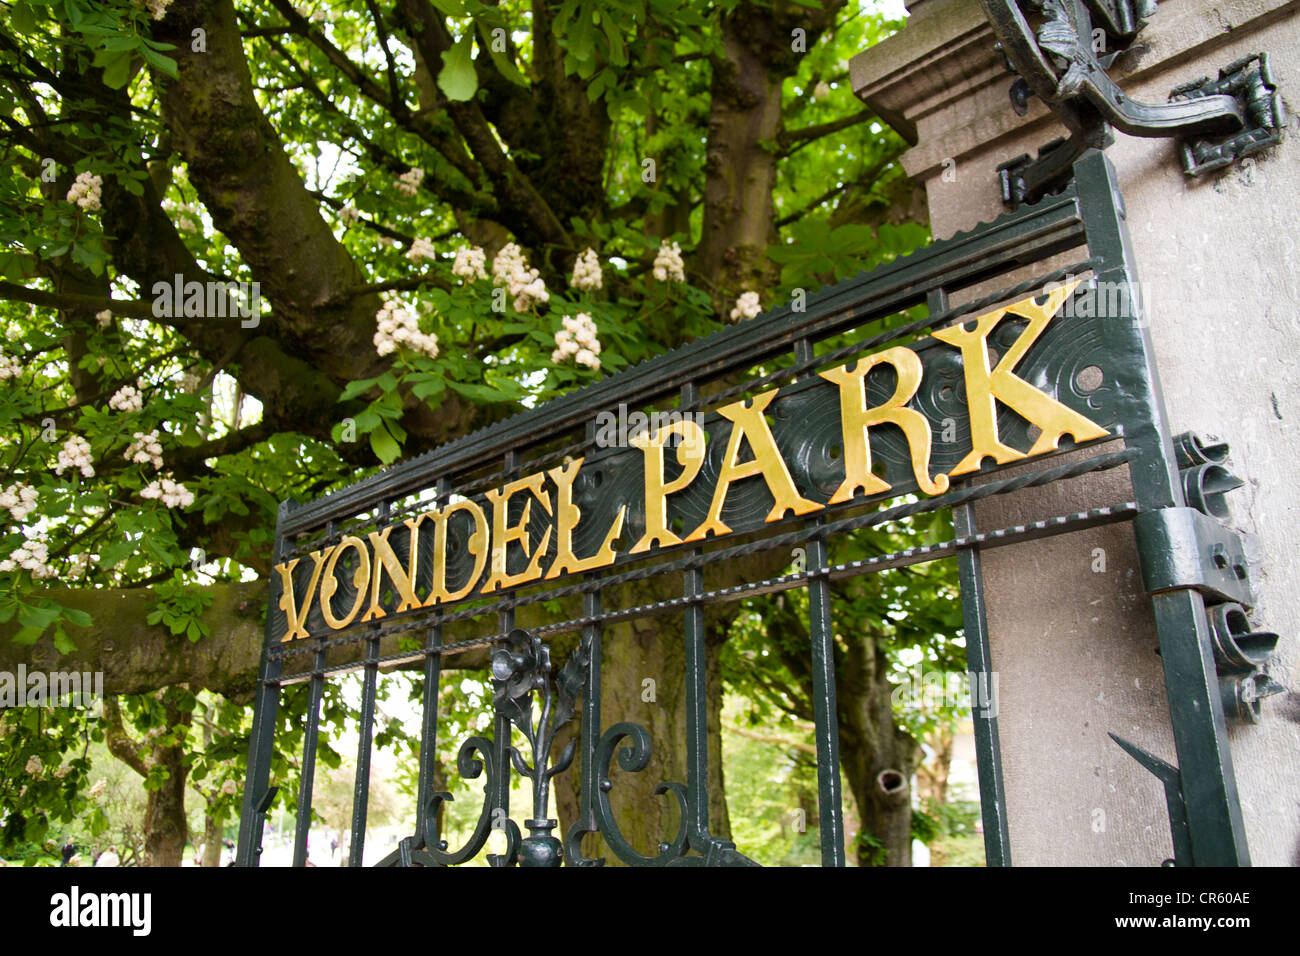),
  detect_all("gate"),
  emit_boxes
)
[236,149,1254,867]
